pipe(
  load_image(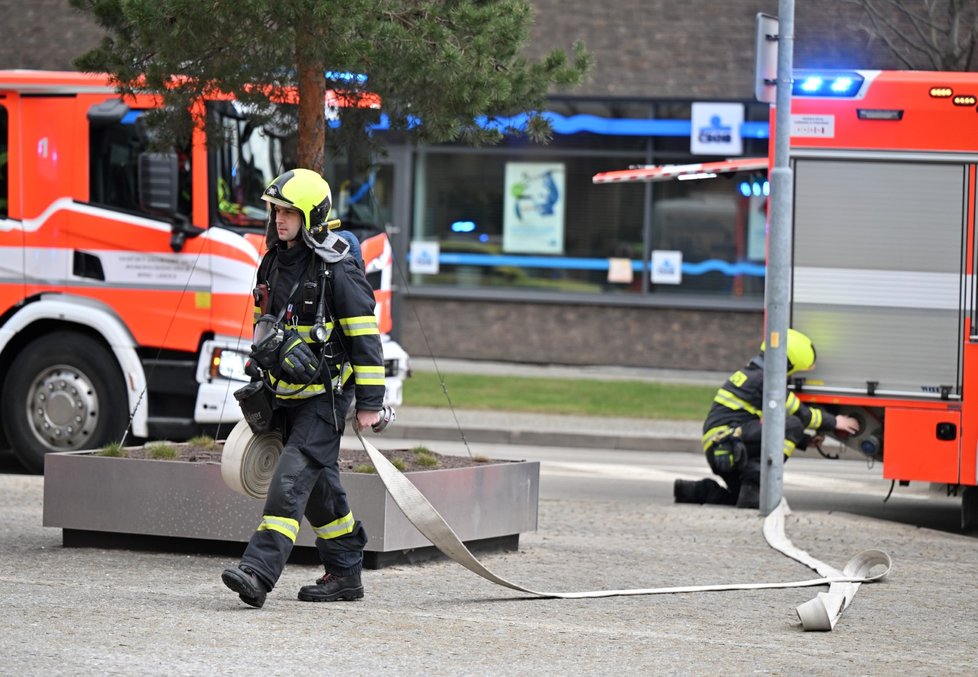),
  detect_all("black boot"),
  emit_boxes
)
[674,478,737,505]
[736,481,760,509]
[297,571,364,602]
[222,565,269,608]
[674,479,702,503]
